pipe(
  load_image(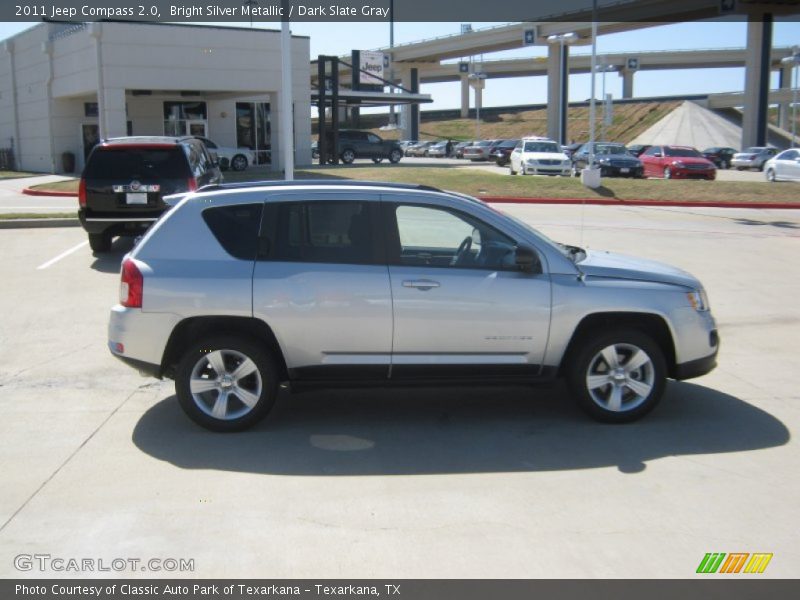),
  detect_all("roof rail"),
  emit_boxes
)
[197,179,444,194]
